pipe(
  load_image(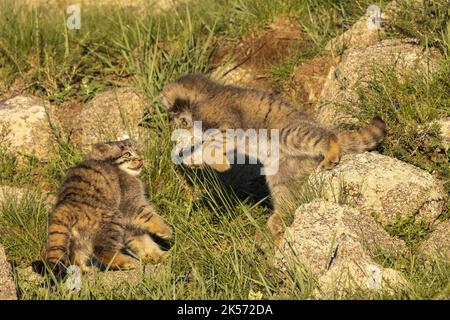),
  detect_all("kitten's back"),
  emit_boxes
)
[161,74,386,155]
[46,160,121,271]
